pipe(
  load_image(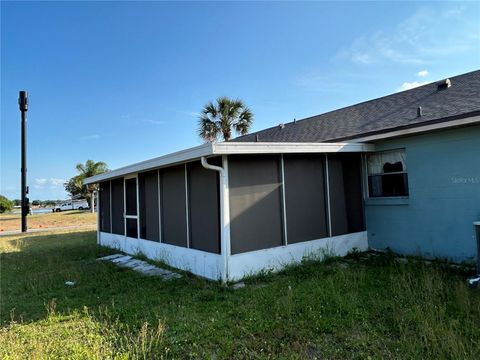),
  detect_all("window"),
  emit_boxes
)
[367,149,408,197]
